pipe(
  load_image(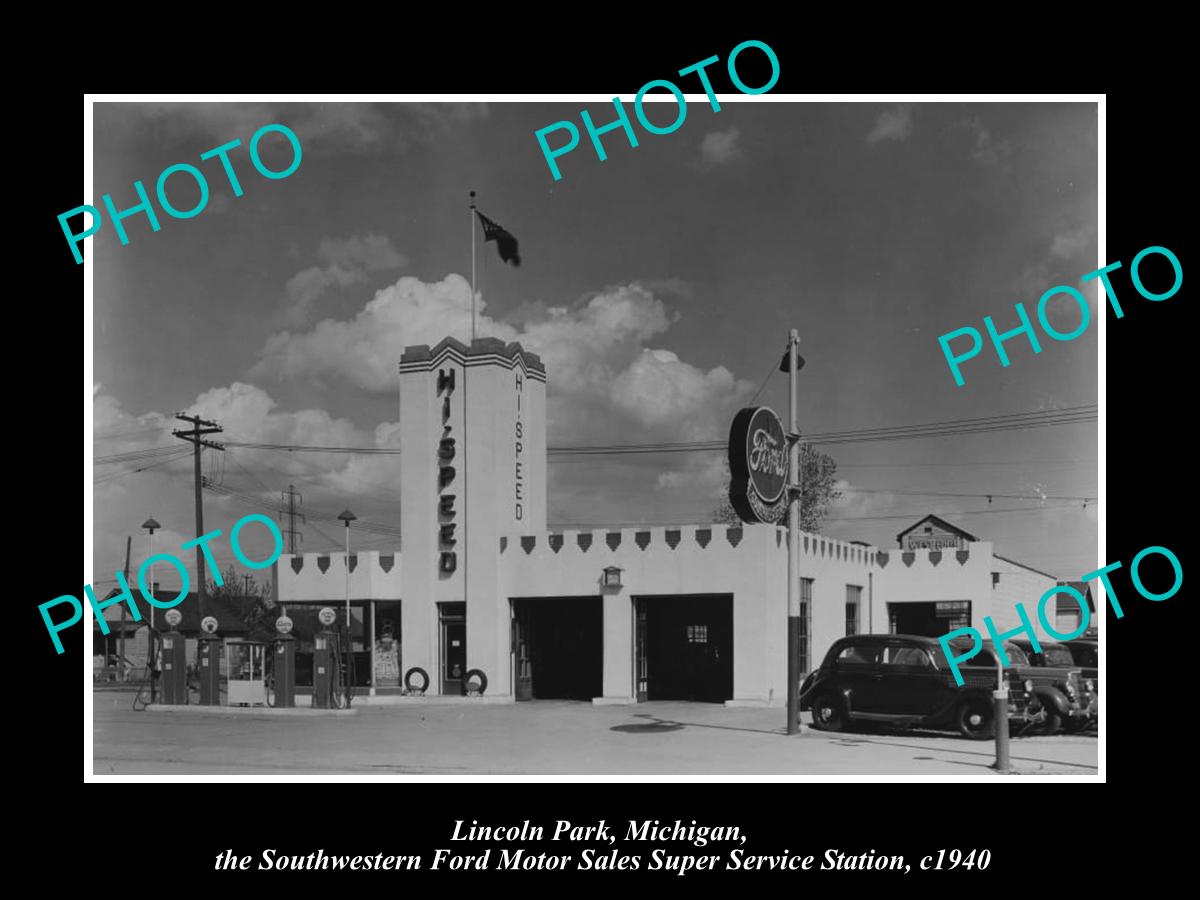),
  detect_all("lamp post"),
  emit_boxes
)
[337,509,357,706]
[782,330,805,735]
[141,518,160,631]
[141,517,160,703]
